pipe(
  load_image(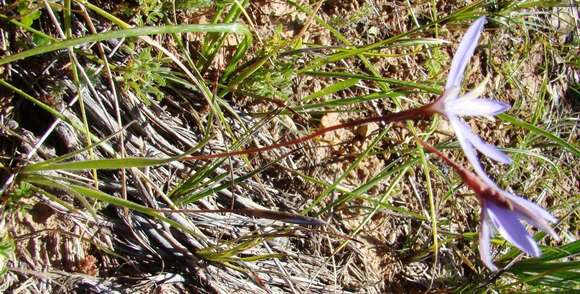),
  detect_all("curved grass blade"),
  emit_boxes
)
[25,175,198,236]
[303,71,441,94]
[0,24,250,66]
[312,127,389,215]
[303,78,360,101]
[499,114,579,157]
[157,208,326,226]
[22,135,212,172]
